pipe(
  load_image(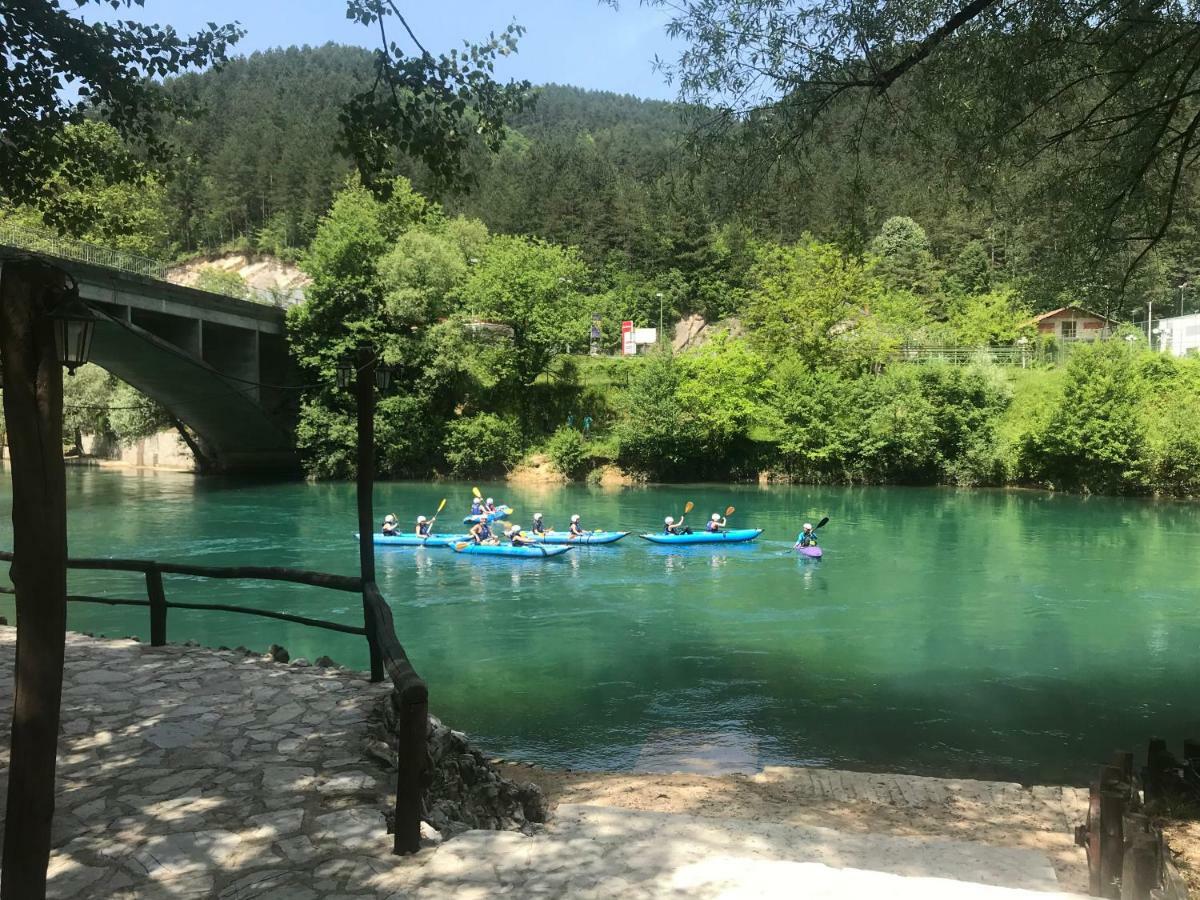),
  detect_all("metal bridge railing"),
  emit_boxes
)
[0,221,168,281]
[0,221,291,307]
